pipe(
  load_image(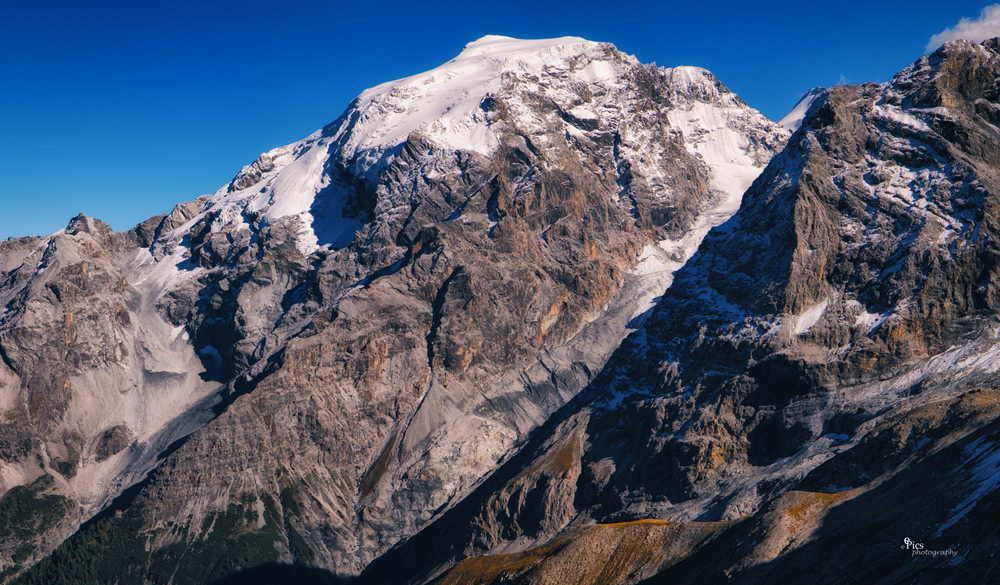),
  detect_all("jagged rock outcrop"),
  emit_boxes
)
[357,38,1000,585]
[0,212,221,575]
[0,36,785,582]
